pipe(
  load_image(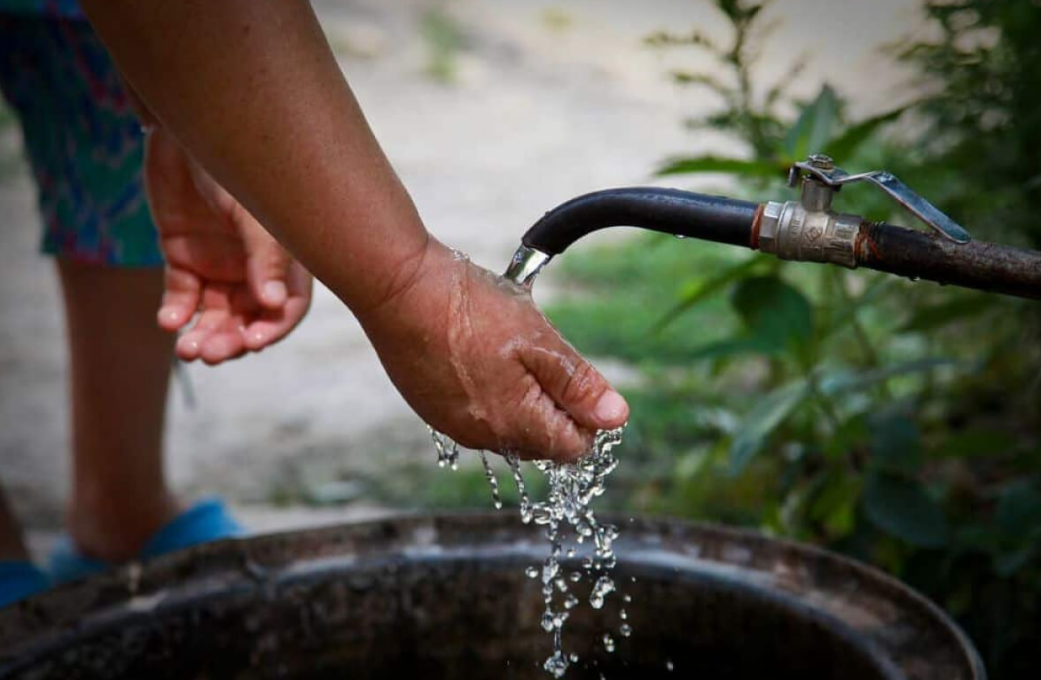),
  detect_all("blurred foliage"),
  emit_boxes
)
[543,1,1041,678]
[420,7,465,85]
[897,0,1041,249]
